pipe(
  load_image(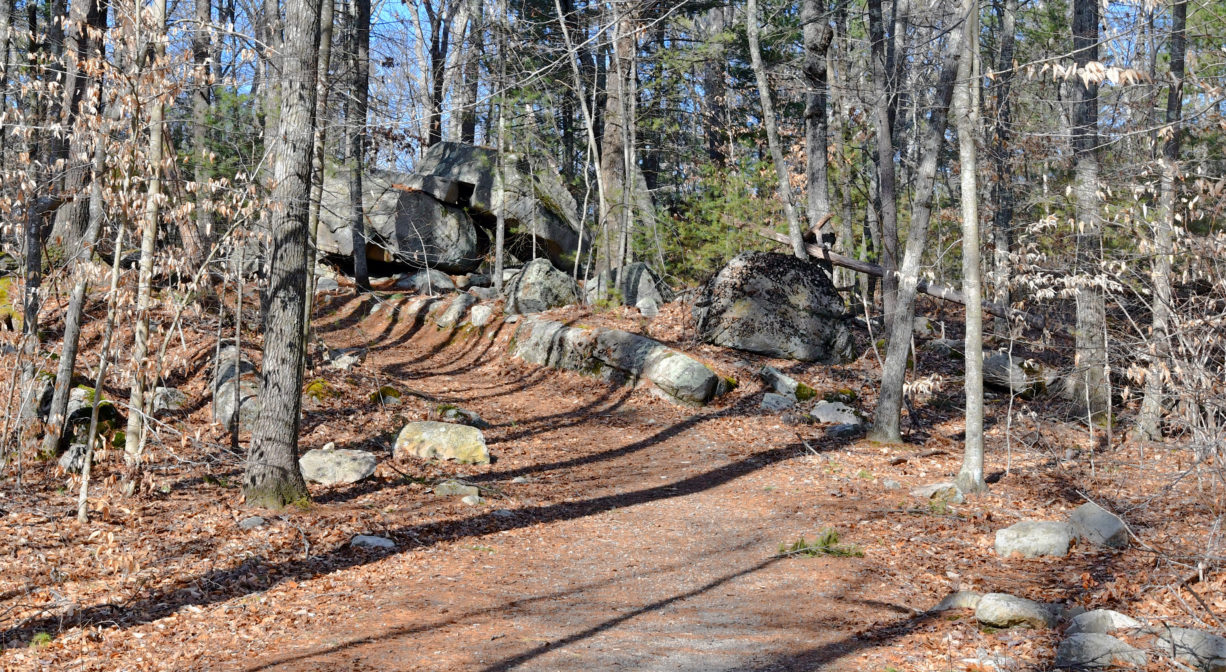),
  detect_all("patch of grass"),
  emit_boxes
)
[29,632,52,648]
[928,499,951,515]
[824,388,858,403]
[370,385,402,404]
[777,528,864,558]
[856,469,872,479]
[795,382,816,401]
